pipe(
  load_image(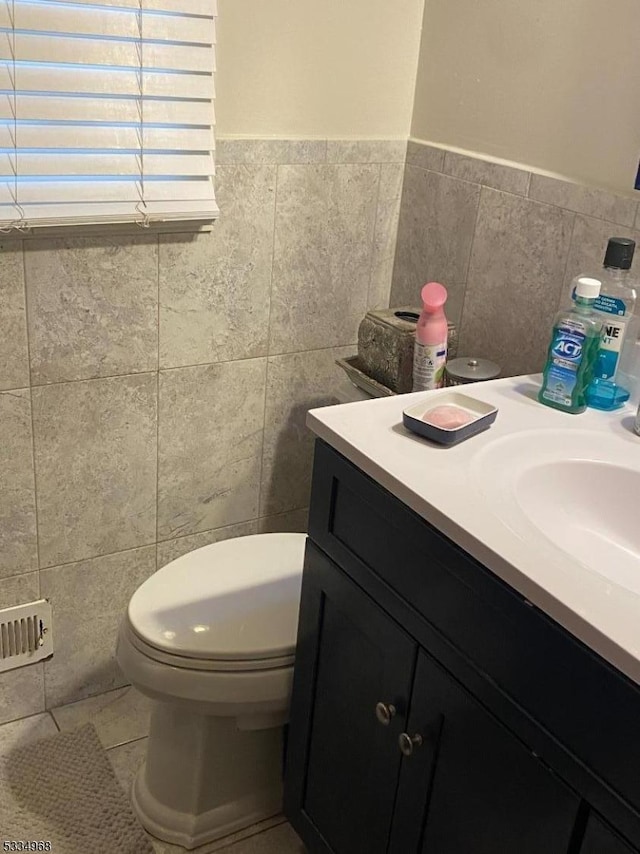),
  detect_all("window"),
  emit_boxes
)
[0,0,218,230]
